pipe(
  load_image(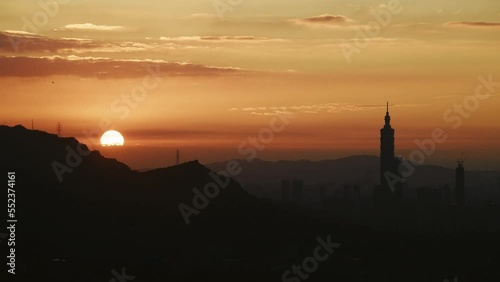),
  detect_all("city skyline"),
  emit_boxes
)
[2,1,500,281]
